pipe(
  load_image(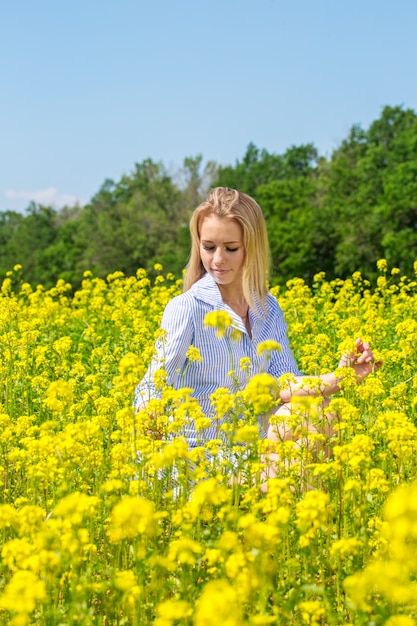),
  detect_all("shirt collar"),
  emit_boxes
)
[190,273,224,307]
[189,272,271,321]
